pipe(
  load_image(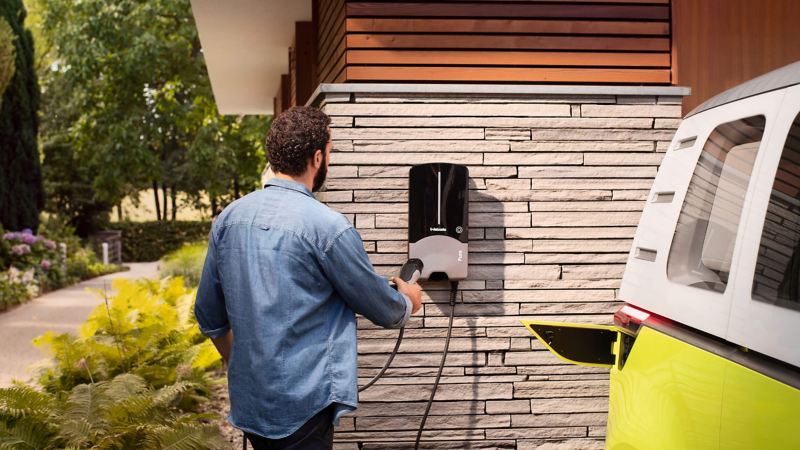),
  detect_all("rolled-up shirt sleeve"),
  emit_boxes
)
[321,227,412,328]
[194,231,230,339]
